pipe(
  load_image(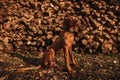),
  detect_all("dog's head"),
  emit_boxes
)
[63,16,81,32]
